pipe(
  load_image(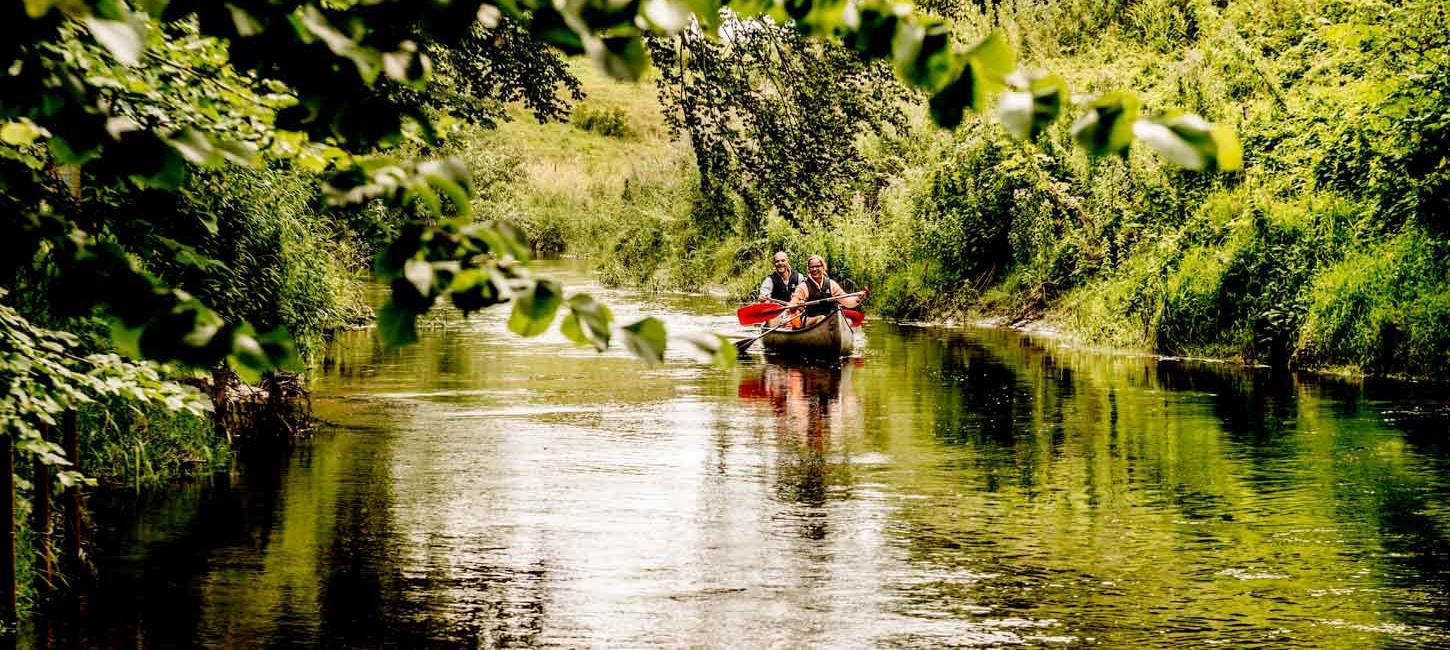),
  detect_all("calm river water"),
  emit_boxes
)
[37,262,1450,648]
